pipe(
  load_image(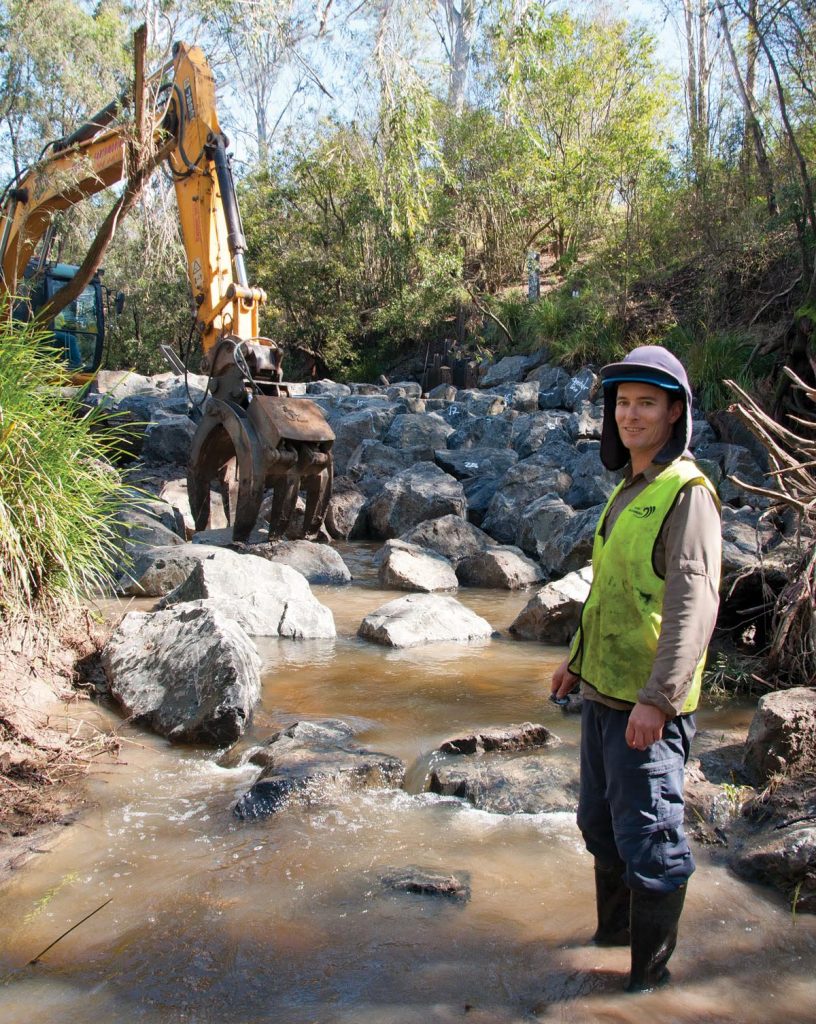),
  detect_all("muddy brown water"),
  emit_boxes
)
[1,543,814,1023]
